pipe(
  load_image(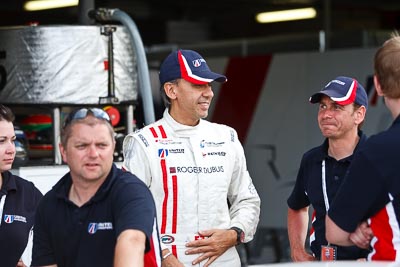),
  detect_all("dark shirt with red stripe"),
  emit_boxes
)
[287,131,369,260]
[329,116,400,261]
[31,164,161,267]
